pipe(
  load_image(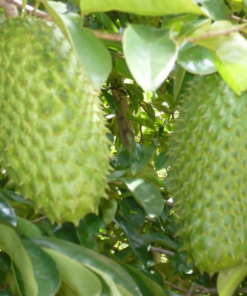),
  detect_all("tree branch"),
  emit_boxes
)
[187,24,247,42]
[228,14,247,23]
[0,0,18,17]
[163,280,187,293]
[149,246,175,257]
